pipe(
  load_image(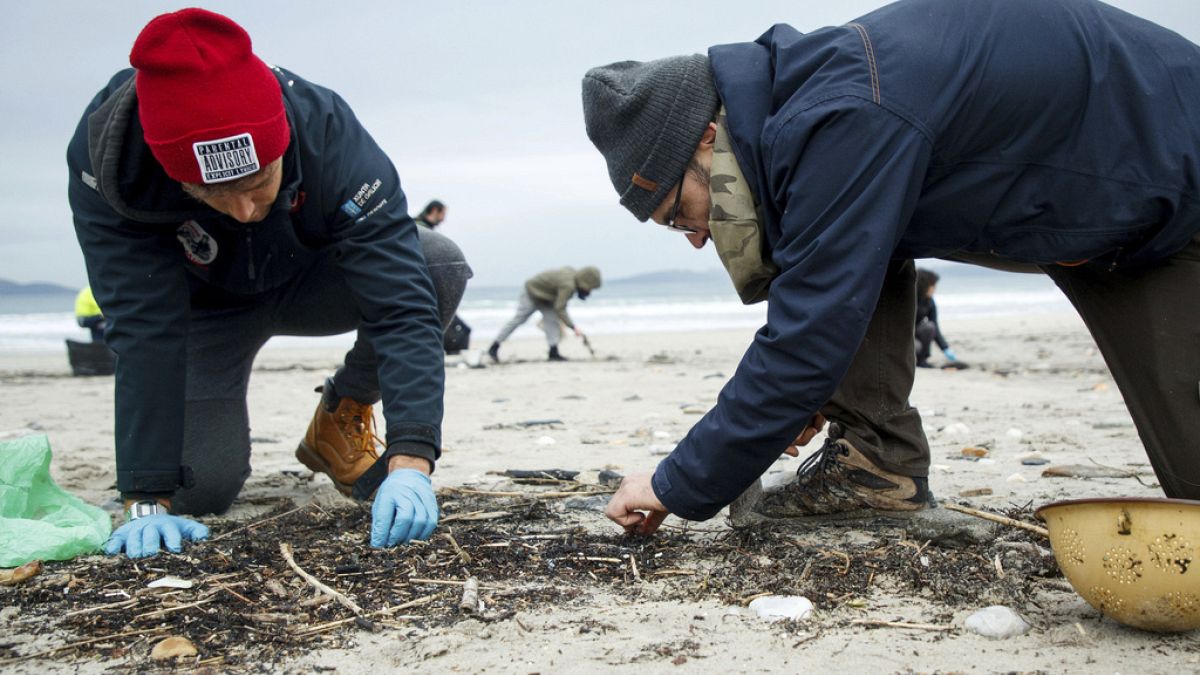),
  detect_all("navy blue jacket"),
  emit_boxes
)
[654,0,1200,520]
[67,67,444,495]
